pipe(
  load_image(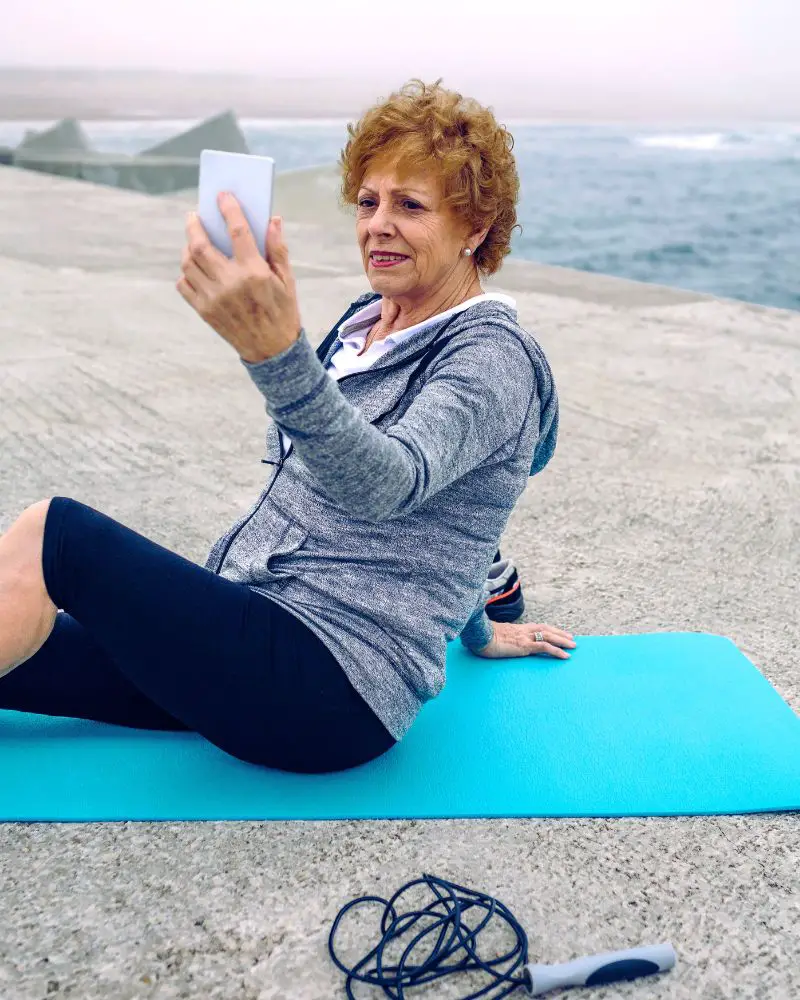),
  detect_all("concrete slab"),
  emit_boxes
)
[0,165,798,1000]
[139,110,249,158]
[9,111,249,195]
[15,116,91,154]
[10,151,203,196]
[0,165,357,279]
